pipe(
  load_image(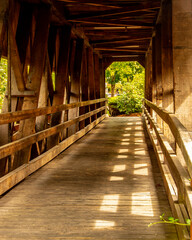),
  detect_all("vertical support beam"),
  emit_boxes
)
[100,58,105,99]
[94,53,101,117]
[13,4,50,169]
[16,3,33,70]
[161,0,174,113]
[161,0,175,146]
[68,38,84,136]
[79,46,90,129]
[155,24,163,129]
[87,47,96,122]
[47,26,71,148]
[145,49,152,104]
[172,0,192,131]
[100,58,106,115]
[0,0,9,57]
[152,36,156,105]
